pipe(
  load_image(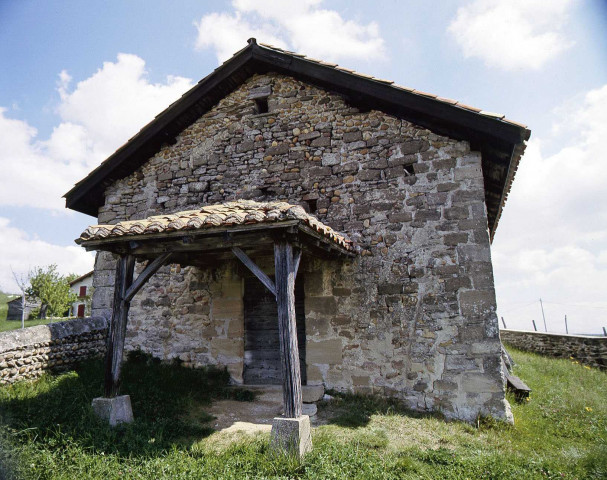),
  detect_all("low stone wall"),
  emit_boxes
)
[501,329,607,369]
[0,317,107,385]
